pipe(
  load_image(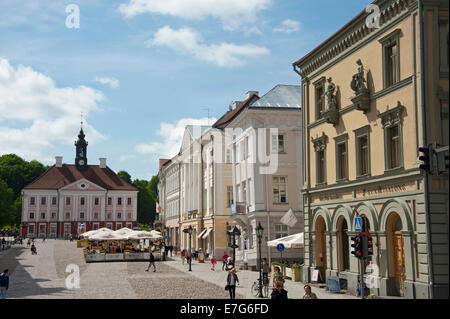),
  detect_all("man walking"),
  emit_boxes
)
[0,269,9,299]
[221,252,229,271]
[261,258,270,286]
[146,251,156,272]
